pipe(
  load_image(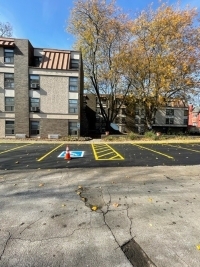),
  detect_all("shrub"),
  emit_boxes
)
[144,131,156,139]
[128,132,138,140]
